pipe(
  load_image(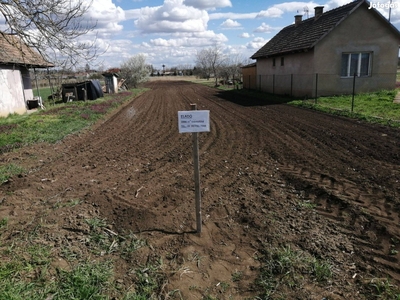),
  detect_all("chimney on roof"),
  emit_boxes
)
[314,6,324,20]
[294,15,302,26]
